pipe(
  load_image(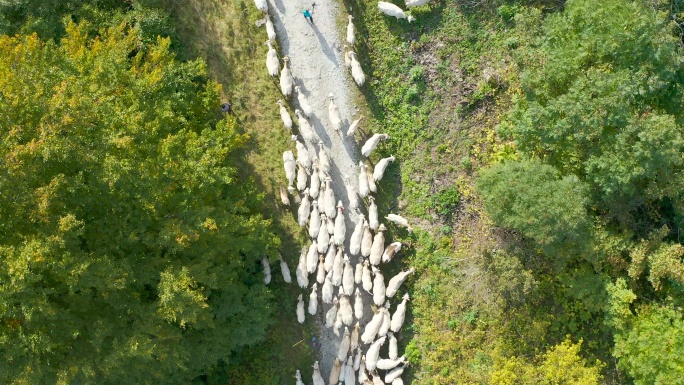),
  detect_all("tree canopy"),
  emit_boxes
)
[477,0,684,382]
[0,21,278,383]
